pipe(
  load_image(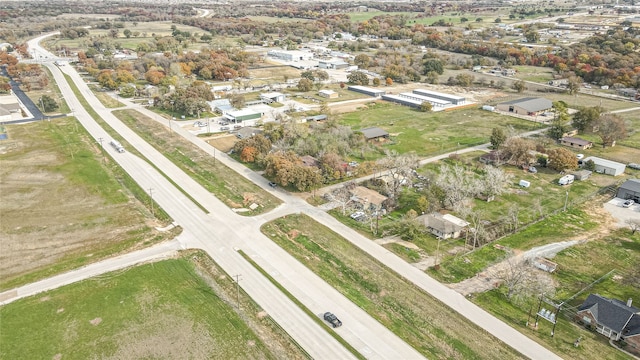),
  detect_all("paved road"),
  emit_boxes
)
[112,90,562,360]
[5,34,425,360]
[3,33,565,360]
